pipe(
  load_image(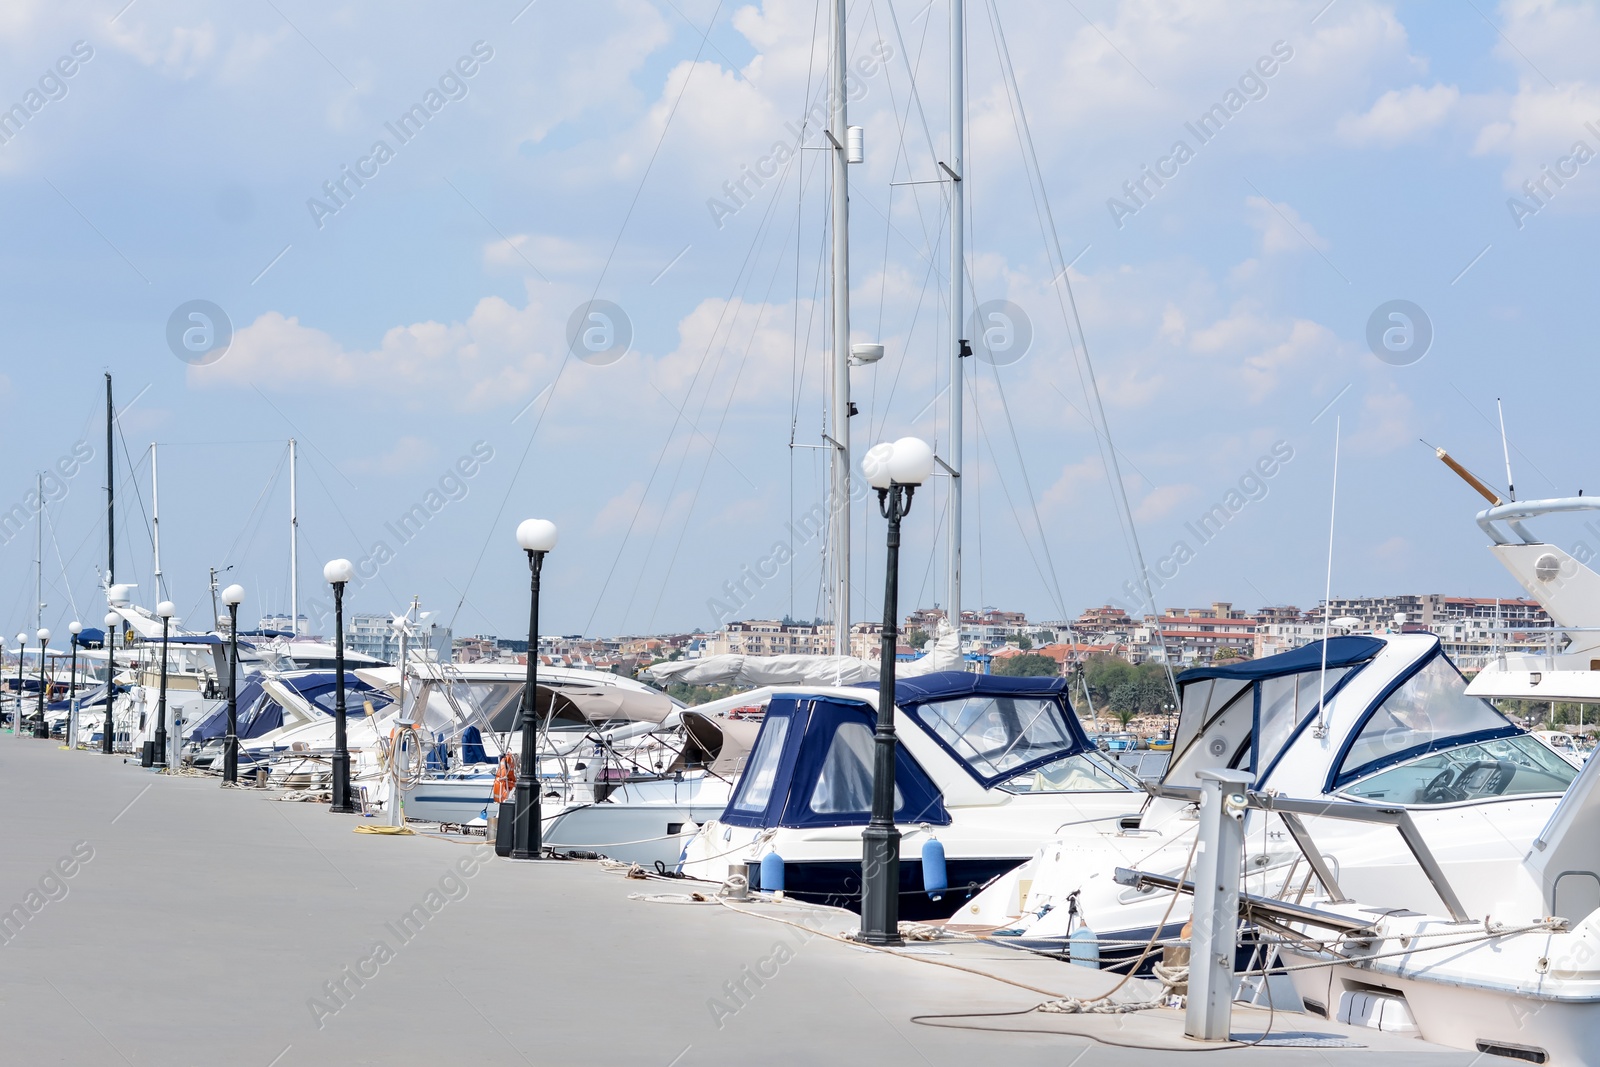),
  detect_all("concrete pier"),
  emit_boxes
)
[0,739,1478,1065]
